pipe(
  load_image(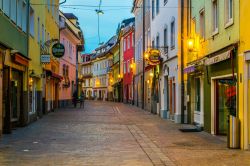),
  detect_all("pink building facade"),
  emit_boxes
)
[59,12,83,107]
